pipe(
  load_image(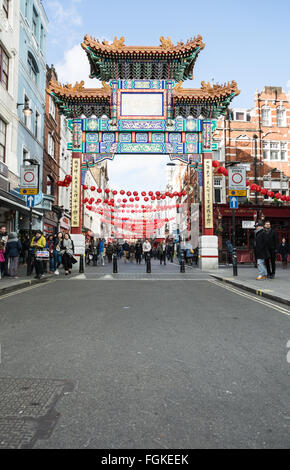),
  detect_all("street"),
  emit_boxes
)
[0,260,289,449]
